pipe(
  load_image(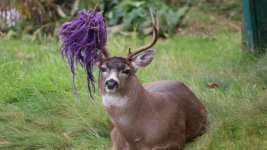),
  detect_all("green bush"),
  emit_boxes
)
[0,0,241,39]
[103,0,190,37]
[0,0,101,39]
[1,0,191,38]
